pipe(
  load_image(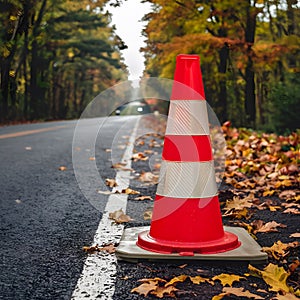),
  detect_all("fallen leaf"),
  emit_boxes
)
[212,287,264,300]
[273,293,300,300]
[58,166,67,171]
[248,263,291,293]
[165,275,188,287]
[143,208,153,220]
[212,273,246,287]
[178,264,187,269]
[279,190,296,200]
[82,243,115,254]
[189,275,213,285]
[109,209,133,224]
[290,233,300,238]
[263,189,276,197]
[132,152,148,161]
[152,286,178,298]
[252,220,287,234]
[131,281,158,297]
[119,188,140,195]
[89,156,95,161]
[112,163,132,171]
[289,259,300,273]
[105,178,118,188]
[262,241,299,260]
[138,171,159,184]
[223,195,254,214]
[138,277,167,284]
[134,195,153,201]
